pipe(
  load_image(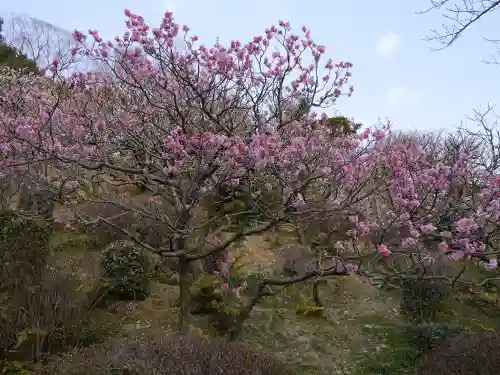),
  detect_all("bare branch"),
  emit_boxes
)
[418,0,500,49]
